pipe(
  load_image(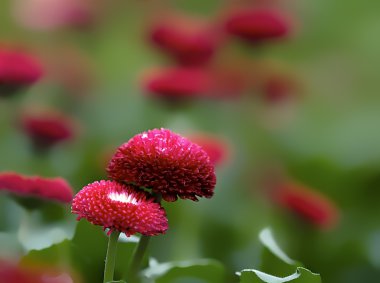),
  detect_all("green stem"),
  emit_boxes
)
[124,193,162,282]
[126,235,151,283]
[104,231,120,283]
